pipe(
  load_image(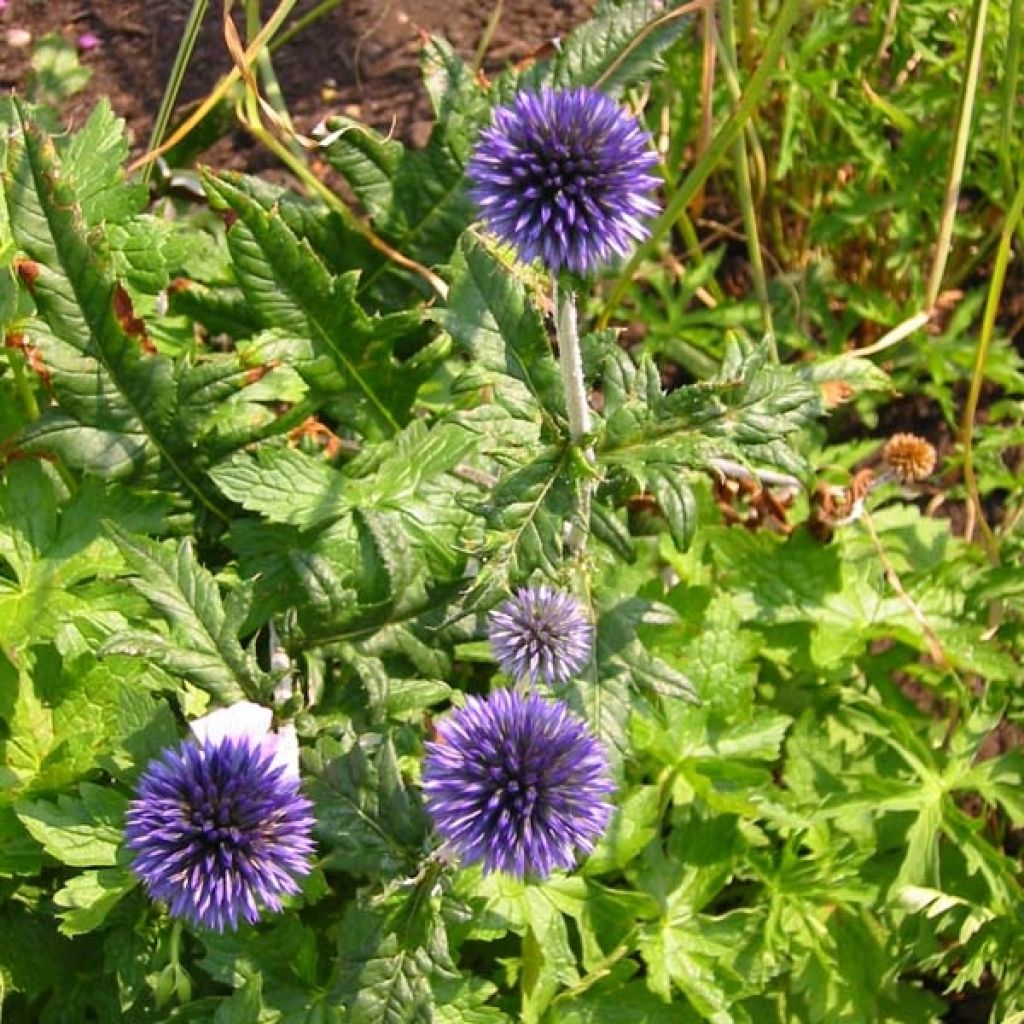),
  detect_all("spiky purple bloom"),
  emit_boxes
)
[124,718,315,932]
[422,689,614,878]
[488,585,593,685]
[467,86,660,275]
